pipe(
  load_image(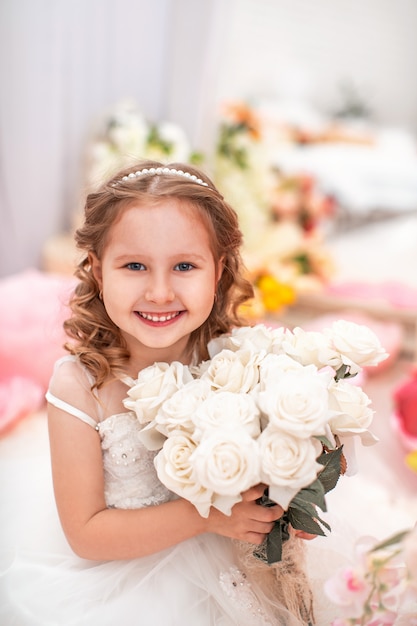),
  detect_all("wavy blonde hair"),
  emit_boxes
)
[64,159,254,387]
